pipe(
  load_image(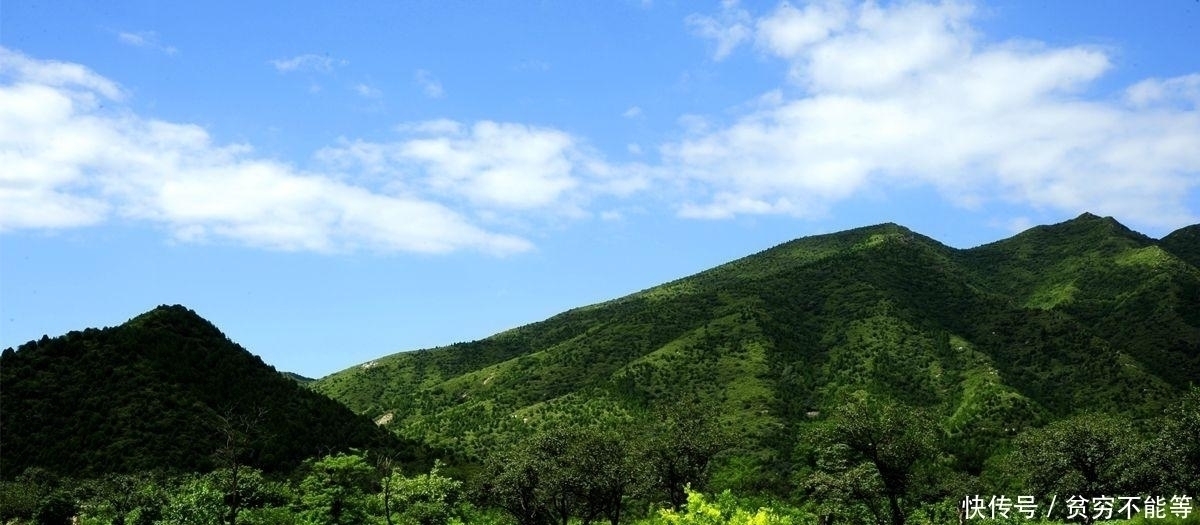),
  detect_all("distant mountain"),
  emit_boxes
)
[1162,223,1200,268]
[312,213,1200,483]
[0,305,429,479]
[281,371,316,384]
